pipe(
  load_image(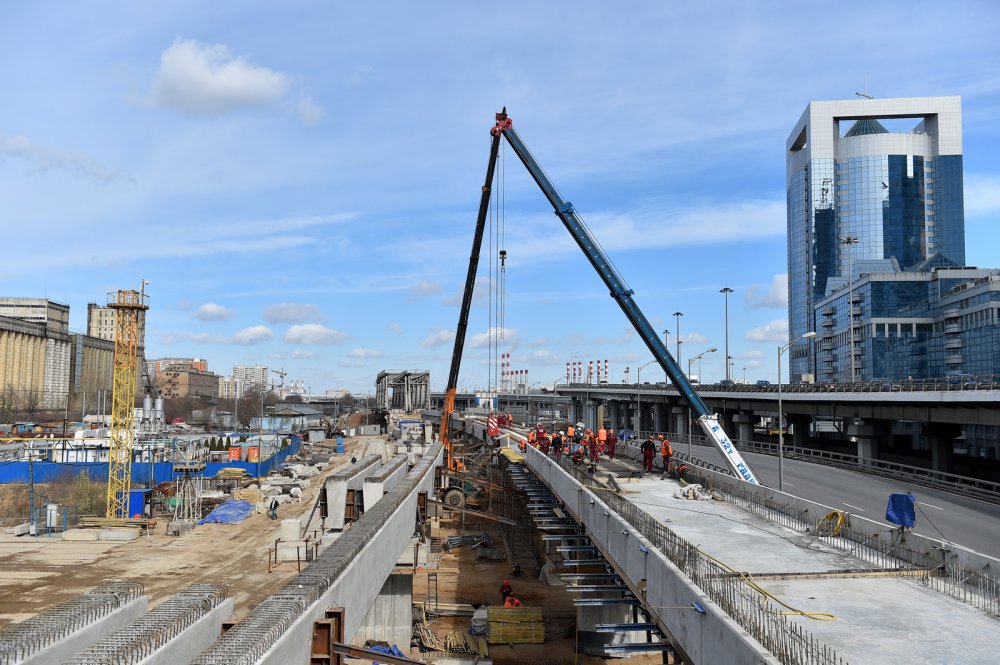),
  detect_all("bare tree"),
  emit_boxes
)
[0,385,20,424]
[22,389,41,422]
